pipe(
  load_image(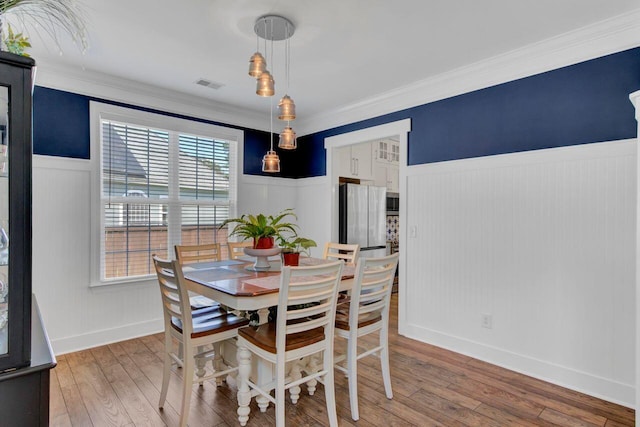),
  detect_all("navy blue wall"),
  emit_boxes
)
[33,47,640,178]
[32,87,303,178]
[298,47,640,177]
